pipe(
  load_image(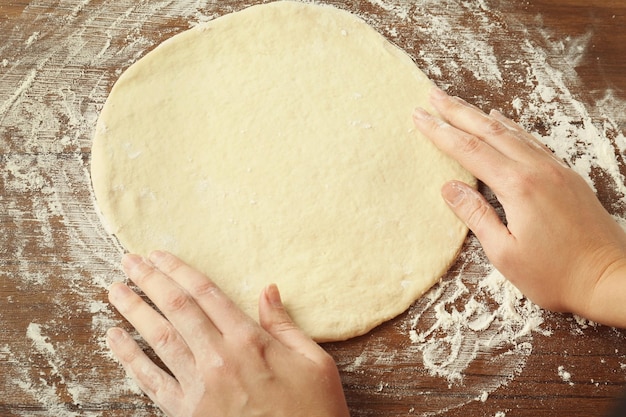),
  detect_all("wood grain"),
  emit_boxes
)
[1,1,625,416]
